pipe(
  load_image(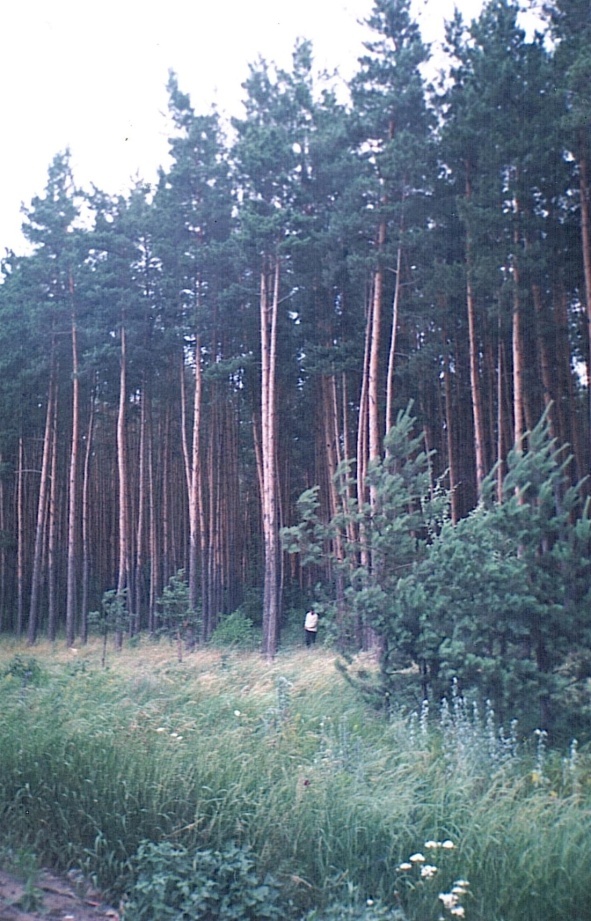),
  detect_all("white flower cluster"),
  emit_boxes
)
[439,880,470,918]
[426,840,456,850]
[398,840,456,873]
[397,841,470,919]
[155,727,183,740]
